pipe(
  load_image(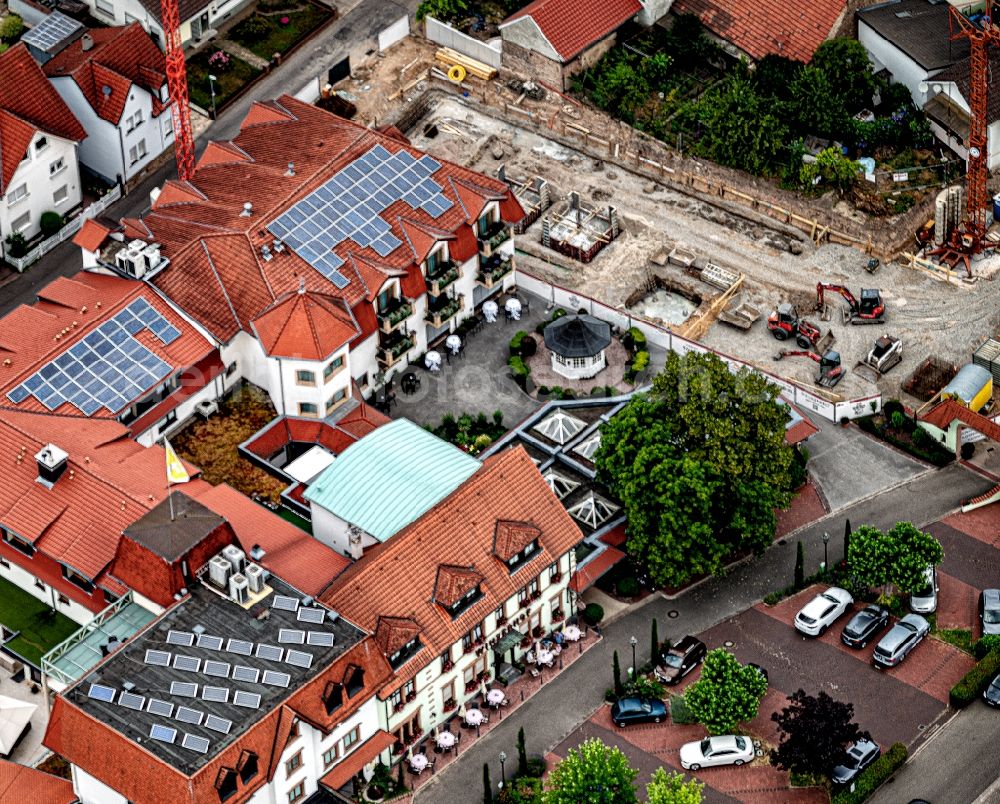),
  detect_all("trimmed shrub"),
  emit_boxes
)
[538,386,550,396]
[508,356,529,389]
[949,649,1000,707]
[509,331,527,356]
[520,335,537,357]
[39,211,63,238]
[4,232,27,258]
[233,14,272,42]
[616,576,640,598]
[974,635,1000,660]
[583,602,604,626]
[670,694,696,725]
[552,307,567,320]
[628,327,646,349]
[882,398,904,418]
[890,410,905,429]
[633,350,650,372]
[830,742,907,804]
[525,755,546,778]
[562,389,575,399]
[0,14,24,42]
